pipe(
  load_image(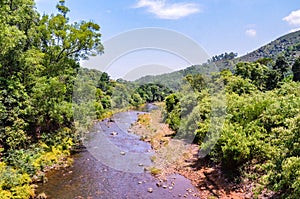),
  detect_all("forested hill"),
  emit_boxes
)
[238,30,300,63]
[135,30,300,89]
[135,65,205,90]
